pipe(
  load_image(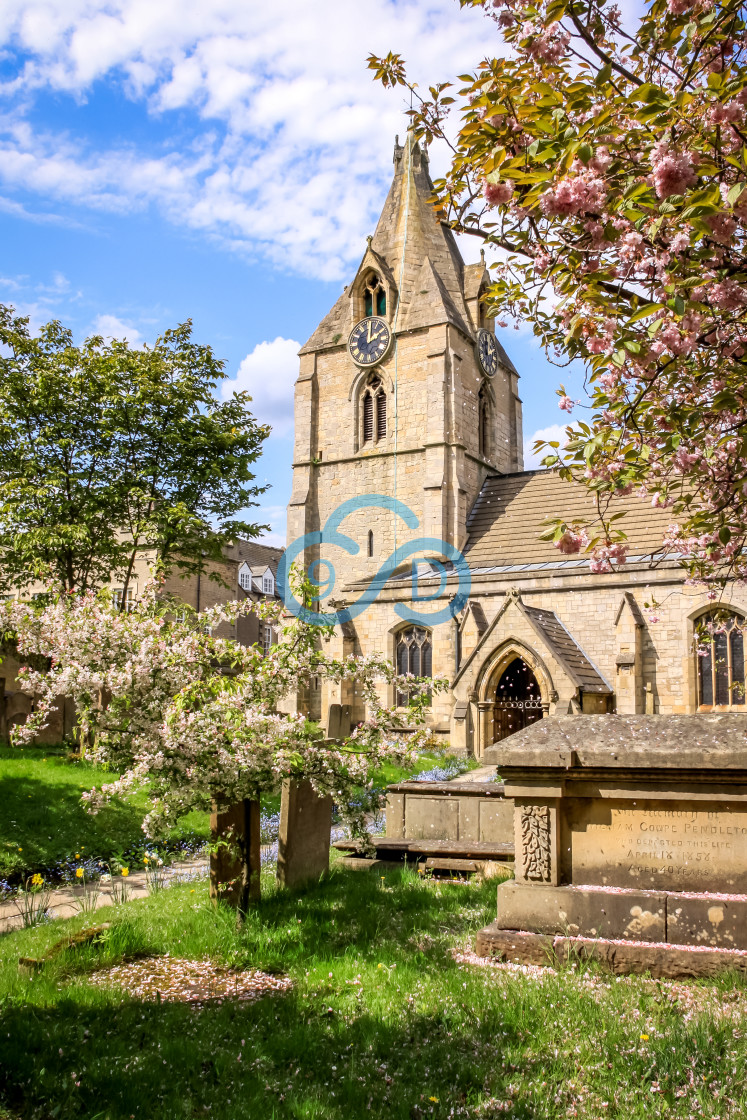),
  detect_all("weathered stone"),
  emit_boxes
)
[666,893,747,951]
[476,717,747,971]
[386,781,513,849]
[209,799,261,909]
[476,924,747,979]
[277,778,333,889]
[494,881,667,941]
